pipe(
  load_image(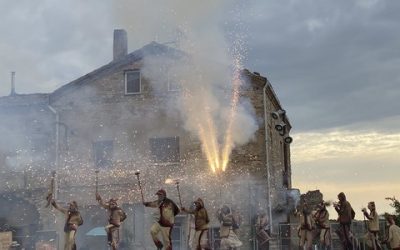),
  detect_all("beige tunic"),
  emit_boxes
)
[367,211,379,232]
[98,200,126,226]
[185,207,209,231]
[388,224,400,249]
[52,203,83,227]
[145,198,180,227]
